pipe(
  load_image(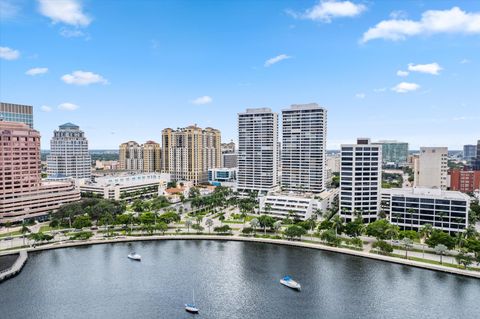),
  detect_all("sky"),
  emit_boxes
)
[0,0,479,150]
